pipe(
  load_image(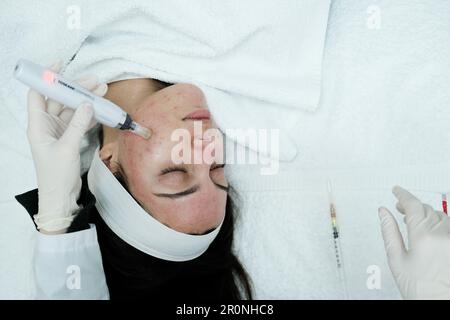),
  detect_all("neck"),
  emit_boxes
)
[102,78,161,145]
